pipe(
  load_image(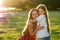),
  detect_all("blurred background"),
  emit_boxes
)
[0,0,60,40]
